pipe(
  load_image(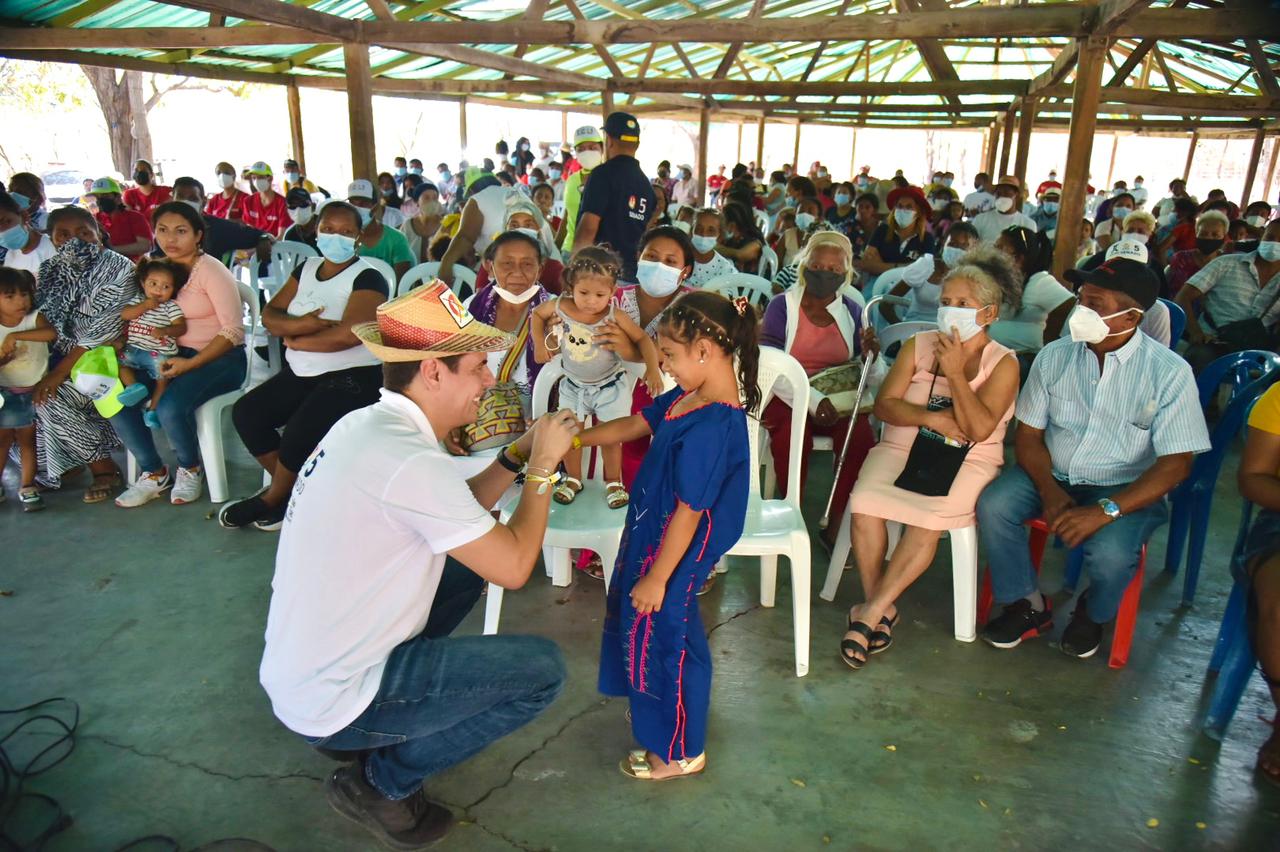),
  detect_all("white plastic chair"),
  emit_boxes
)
[754,207,770,235]
[758,243,779,281]
[360,256,397,295]
[819,513,979,643]
[397,261,476,298]
[878,321,937,364]
[268,240,318,294]
[125,281,259,503]
[725,346,813,677]
[704,272,774,307]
